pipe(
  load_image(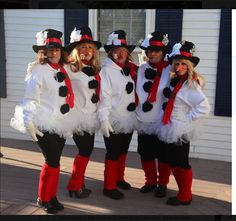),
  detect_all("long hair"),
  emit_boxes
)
[69,43,100,74]
[107,47,133,64]
[170,58,205,89]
